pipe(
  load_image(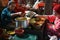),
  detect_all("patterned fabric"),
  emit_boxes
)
[54,17,60,36]
[47,15,60,37]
